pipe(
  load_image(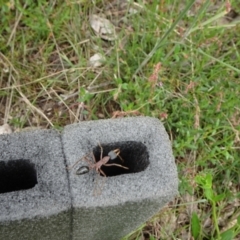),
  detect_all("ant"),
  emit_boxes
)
[68,144,128,177]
